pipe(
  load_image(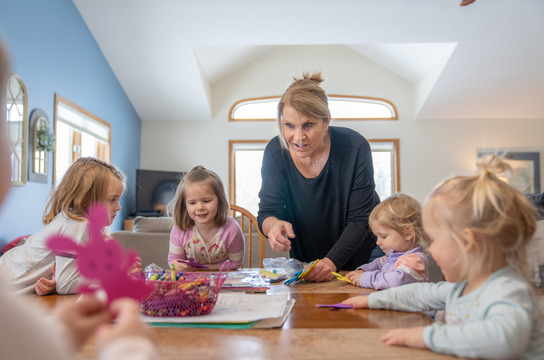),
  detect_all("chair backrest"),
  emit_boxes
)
[230,204,265,268]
